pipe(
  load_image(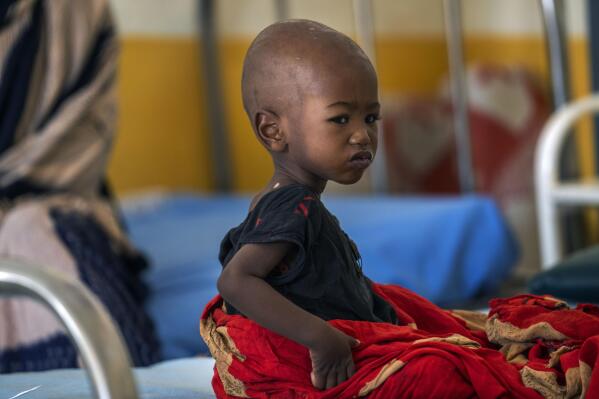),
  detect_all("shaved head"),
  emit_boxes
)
[241,20,375,128]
